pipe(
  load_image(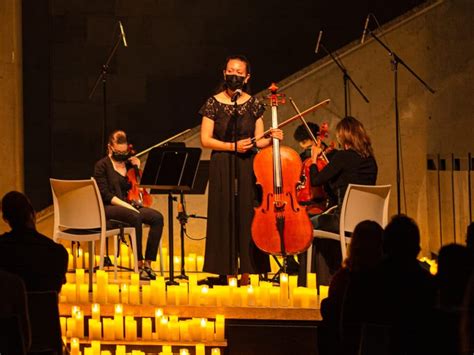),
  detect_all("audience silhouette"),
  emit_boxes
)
[0,191,68,293]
